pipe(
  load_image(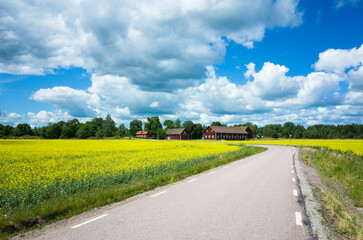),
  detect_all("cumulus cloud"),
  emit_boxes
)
[0,109,24,125]
[314,44,363,74]
[31,86,100,117]
[87,74,180,115]
[0,0,302,91]
[27,110,73,127]
[179,66,269,116]
[244,62,300,100]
